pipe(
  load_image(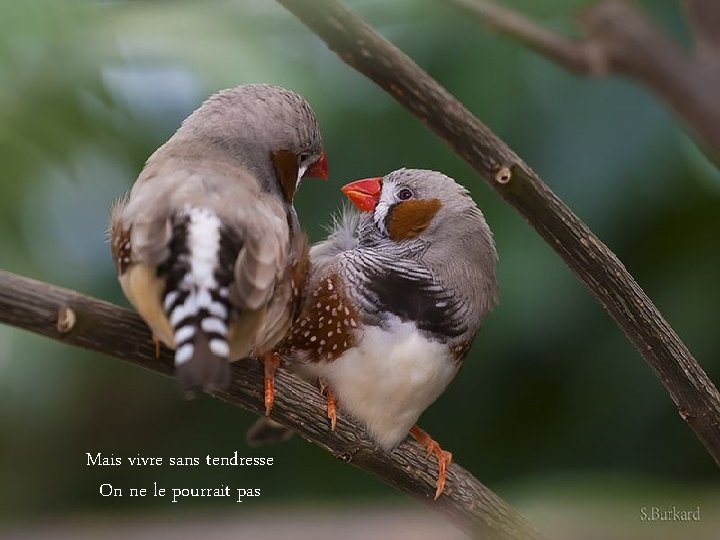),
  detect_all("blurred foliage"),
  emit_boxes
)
[0,0,718,534]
